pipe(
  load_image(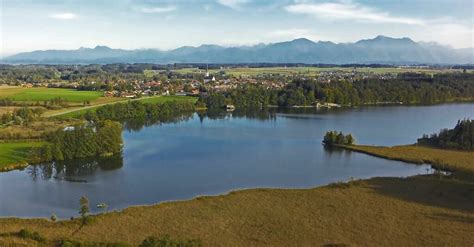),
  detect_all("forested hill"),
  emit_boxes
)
[3,36,473,64]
